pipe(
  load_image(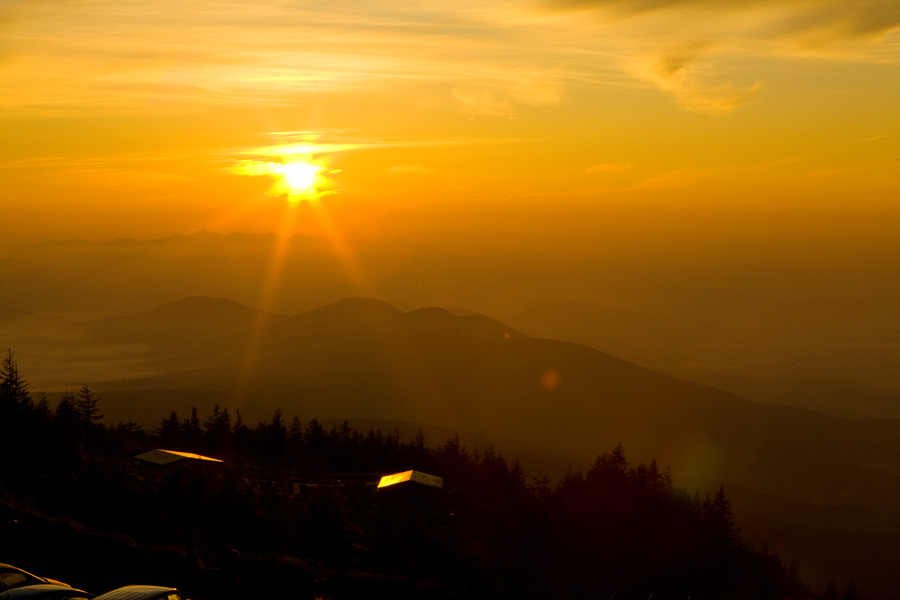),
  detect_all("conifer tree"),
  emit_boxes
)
[35,391,52,420]
[76,384,103,433]
[305,417,325,449]
[289,414,303,441]
[712,484,741,545]
[157,410,181,444]
[270,408,286,436]
[339,420,353,442]
[443,433,467,458]
[182,406,202,441]
[413,429,426,453]
[205,403,222,431]
[0,349,31,420]
[204,403,232,451]
[56,391,78,422]
[510,457,527,491]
